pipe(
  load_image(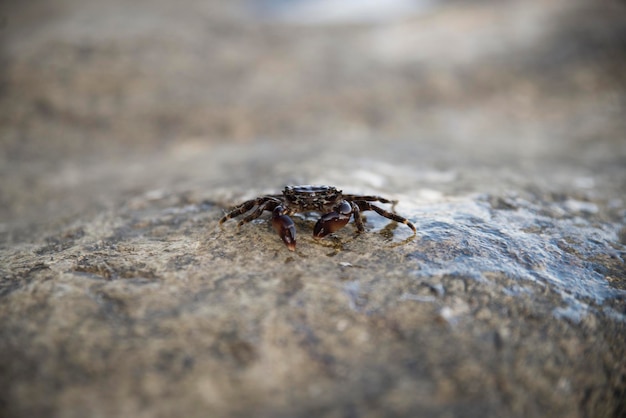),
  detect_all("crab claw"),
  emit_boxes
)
[313,211,351,239]
[272,207,296,251]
